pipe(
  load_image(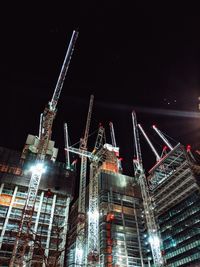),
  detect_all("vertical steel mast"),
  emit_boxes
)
[75,95,94,266]
[132,111,163,267]
[9,30,79,267]
[87,125,105,266]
